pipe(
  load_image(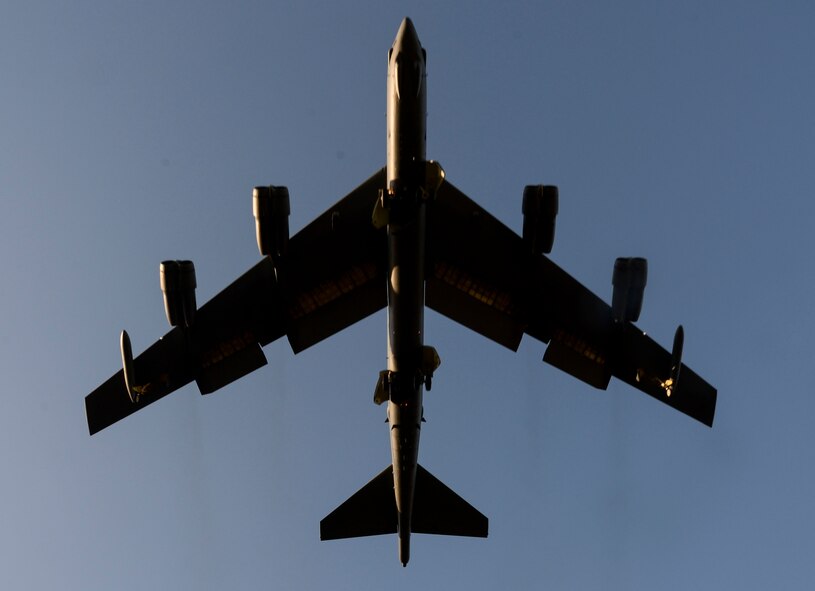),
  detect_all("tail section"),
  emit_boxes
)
[412,465,488,537]
[320,465,397,540]
[319,464,488,543]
